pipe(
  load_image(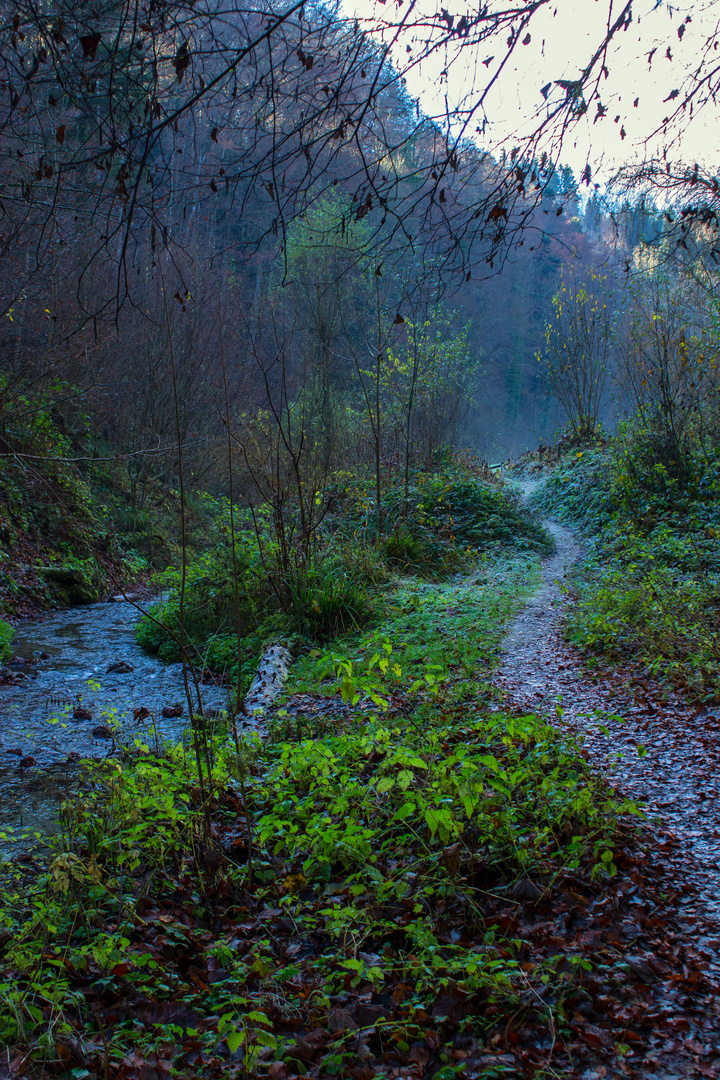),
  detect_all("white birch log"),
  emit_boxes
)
[243,642,291,717]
